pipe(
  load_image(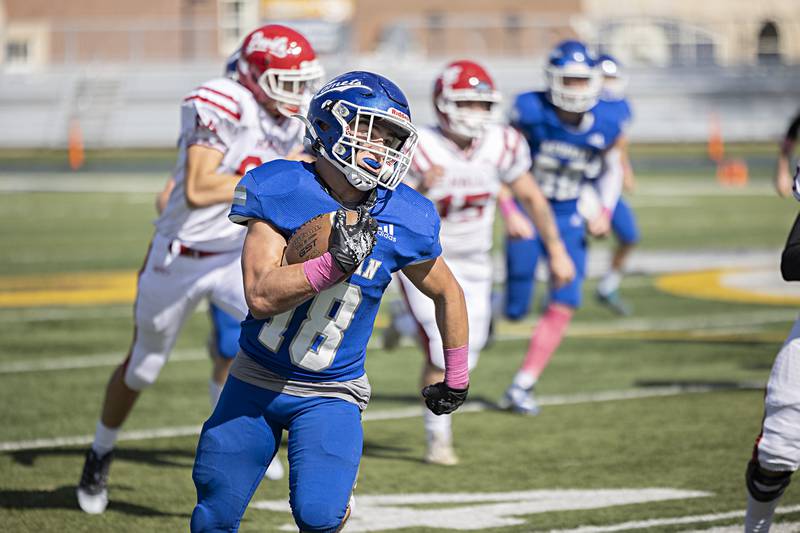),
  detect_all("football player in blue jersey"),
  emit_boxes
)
[499,40,625,415]
[592,53,639,316]
[775,111,800,198]
[190,71,471,533]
